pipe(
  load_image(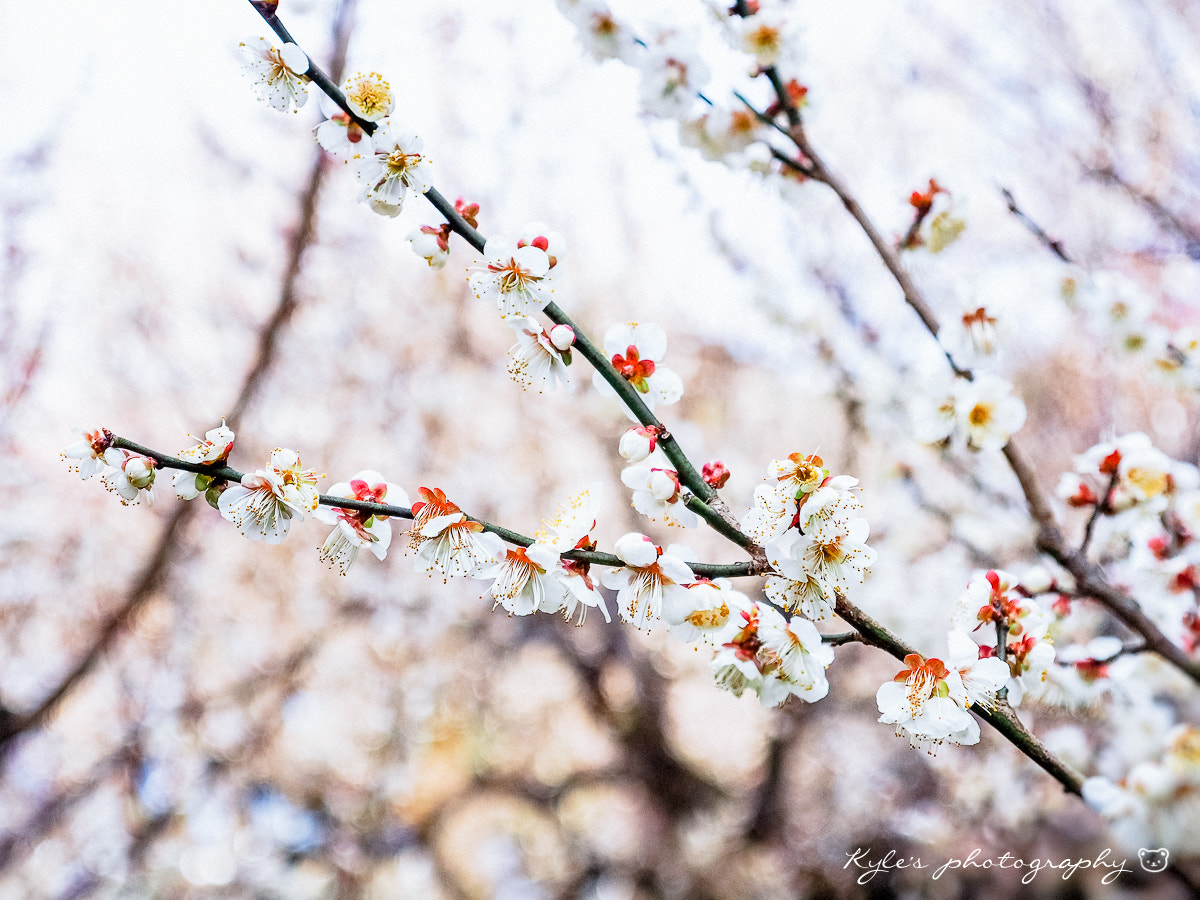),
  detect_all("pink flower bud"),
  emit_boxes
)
[549,324,575,351]
[702,460,730,489]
